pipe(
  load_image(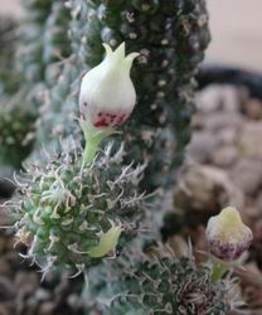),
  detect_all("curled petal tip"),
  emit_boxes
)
[114,41,126,58]
[102,43,113,55]
[126,52,140,62]
[124,52,139,72]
